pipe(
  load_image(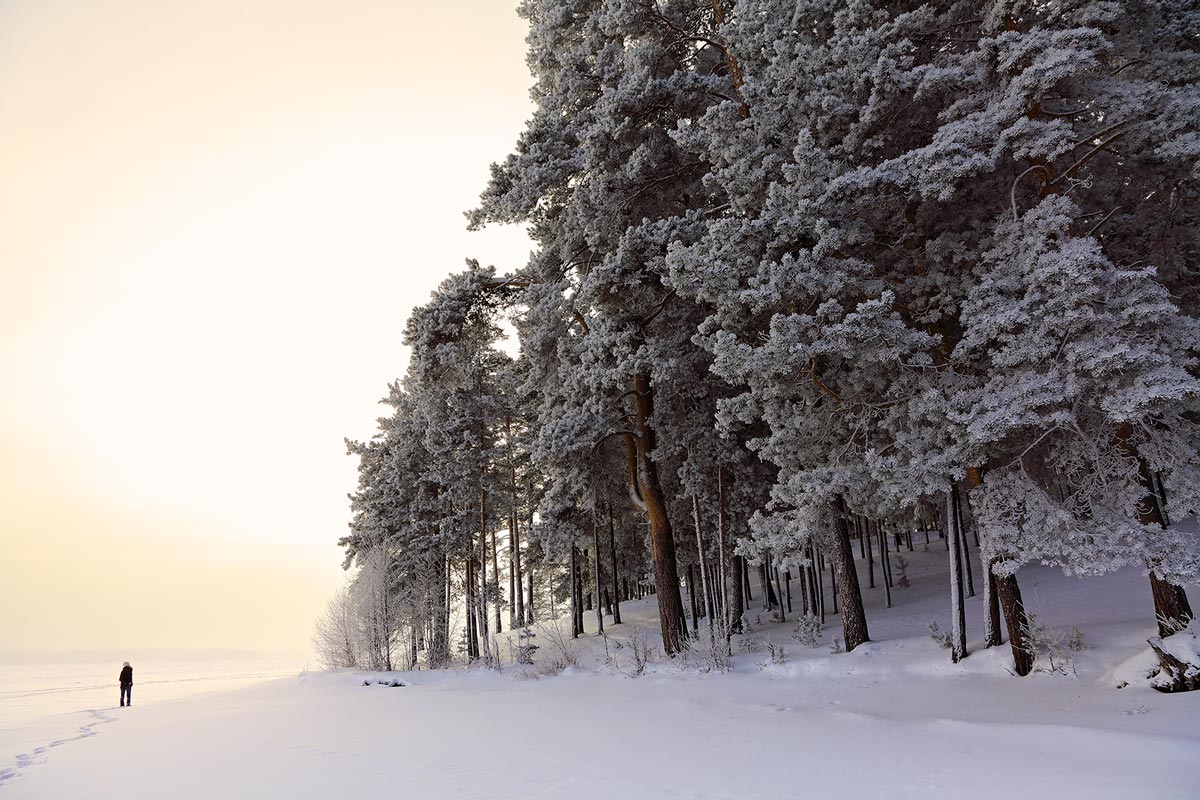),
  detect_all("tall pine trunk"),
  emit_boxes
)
[716,468,729,624]
[953,485,975,598]
[526,568,535,624]
[608,499,622,625]
[729,555,745,634]
[624,373,688,654]
[831,497,869,651]
[946,488,967,663]
[692,495,713,629]
[570,546,580,639]
[965,467,1032,674]
[984,556,1003,648]
[491,524,502,634]
[508,526,516,630]
[507,416,524,628]
[592,510,604,635]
